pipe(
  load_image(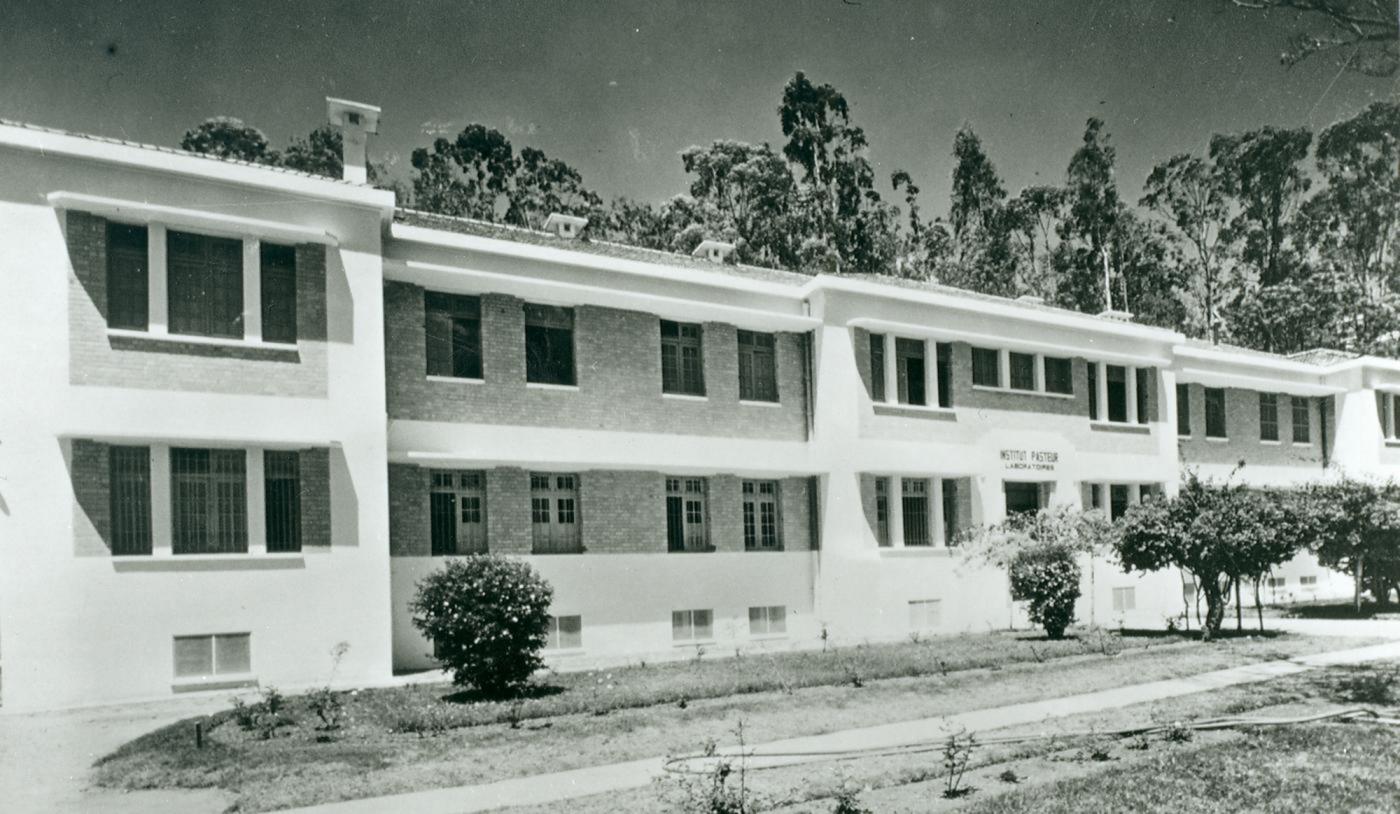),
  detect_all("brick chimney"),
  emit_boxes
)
[326,97,381,183]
